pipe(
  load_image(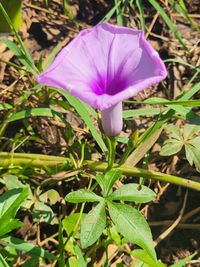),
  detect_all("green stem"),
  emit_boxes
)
[0,152,200,191]
[106,137,116,171]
